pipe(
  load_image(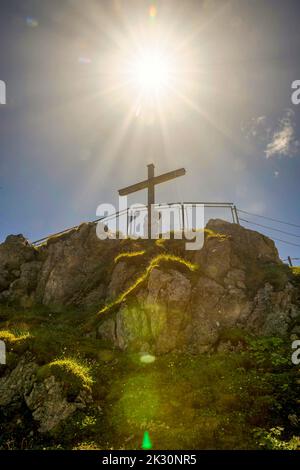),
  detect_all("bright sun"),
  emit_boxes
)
[106,28,195,117]
[128,48,172,96]
[131,49,171,95]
